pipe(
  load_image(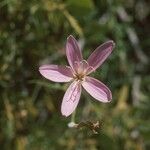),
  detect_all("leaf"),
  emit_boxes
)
[67,0,94,16]
[116,85,129,111]
[63,10,83,36]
